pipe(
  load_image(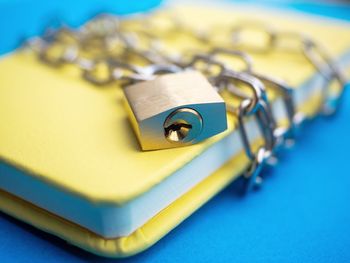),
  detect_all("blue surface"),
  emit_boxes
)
[1,1,350,262]
[0,0,162,55]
